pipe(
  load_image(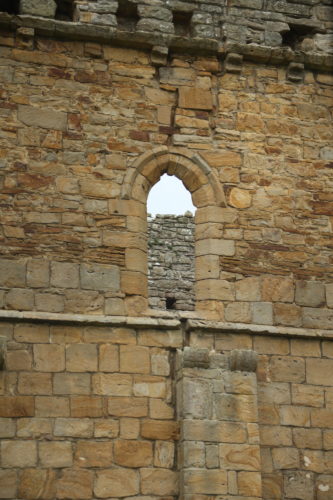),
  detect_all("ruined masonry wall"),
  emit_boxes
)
[148,214,195,311]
